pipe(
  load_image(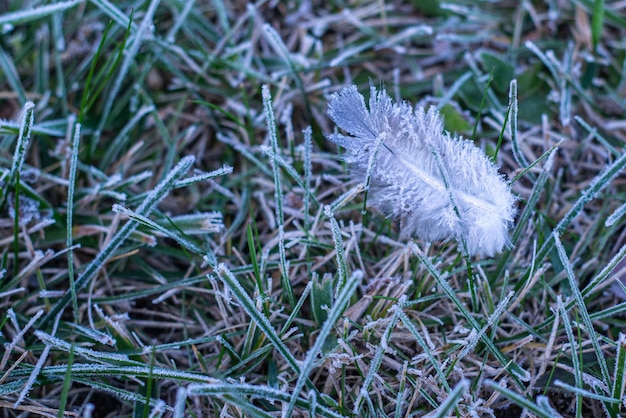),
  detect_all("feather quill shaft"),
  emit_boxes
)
[327,84,516,257]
